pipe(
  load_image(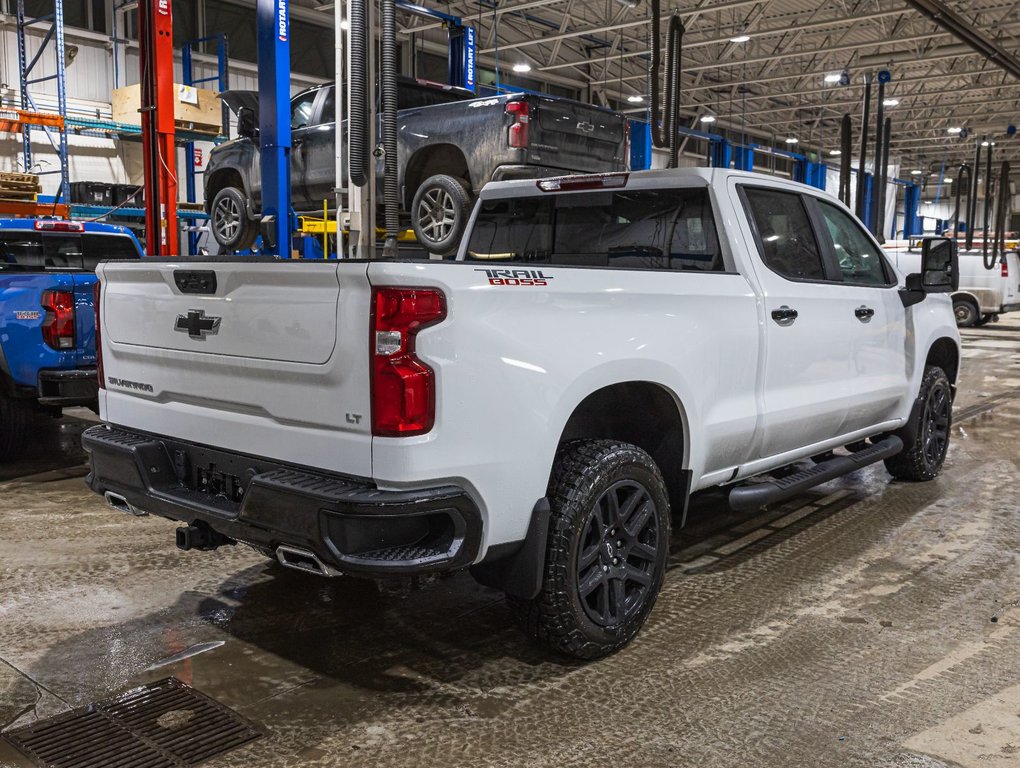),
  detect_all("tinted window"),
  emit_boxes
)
[744,188,825,281]
[466,188,724,271]
[320,88,335,124]
[291,93,317,129]
[818,201,891,286]
[0,232,140,271]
